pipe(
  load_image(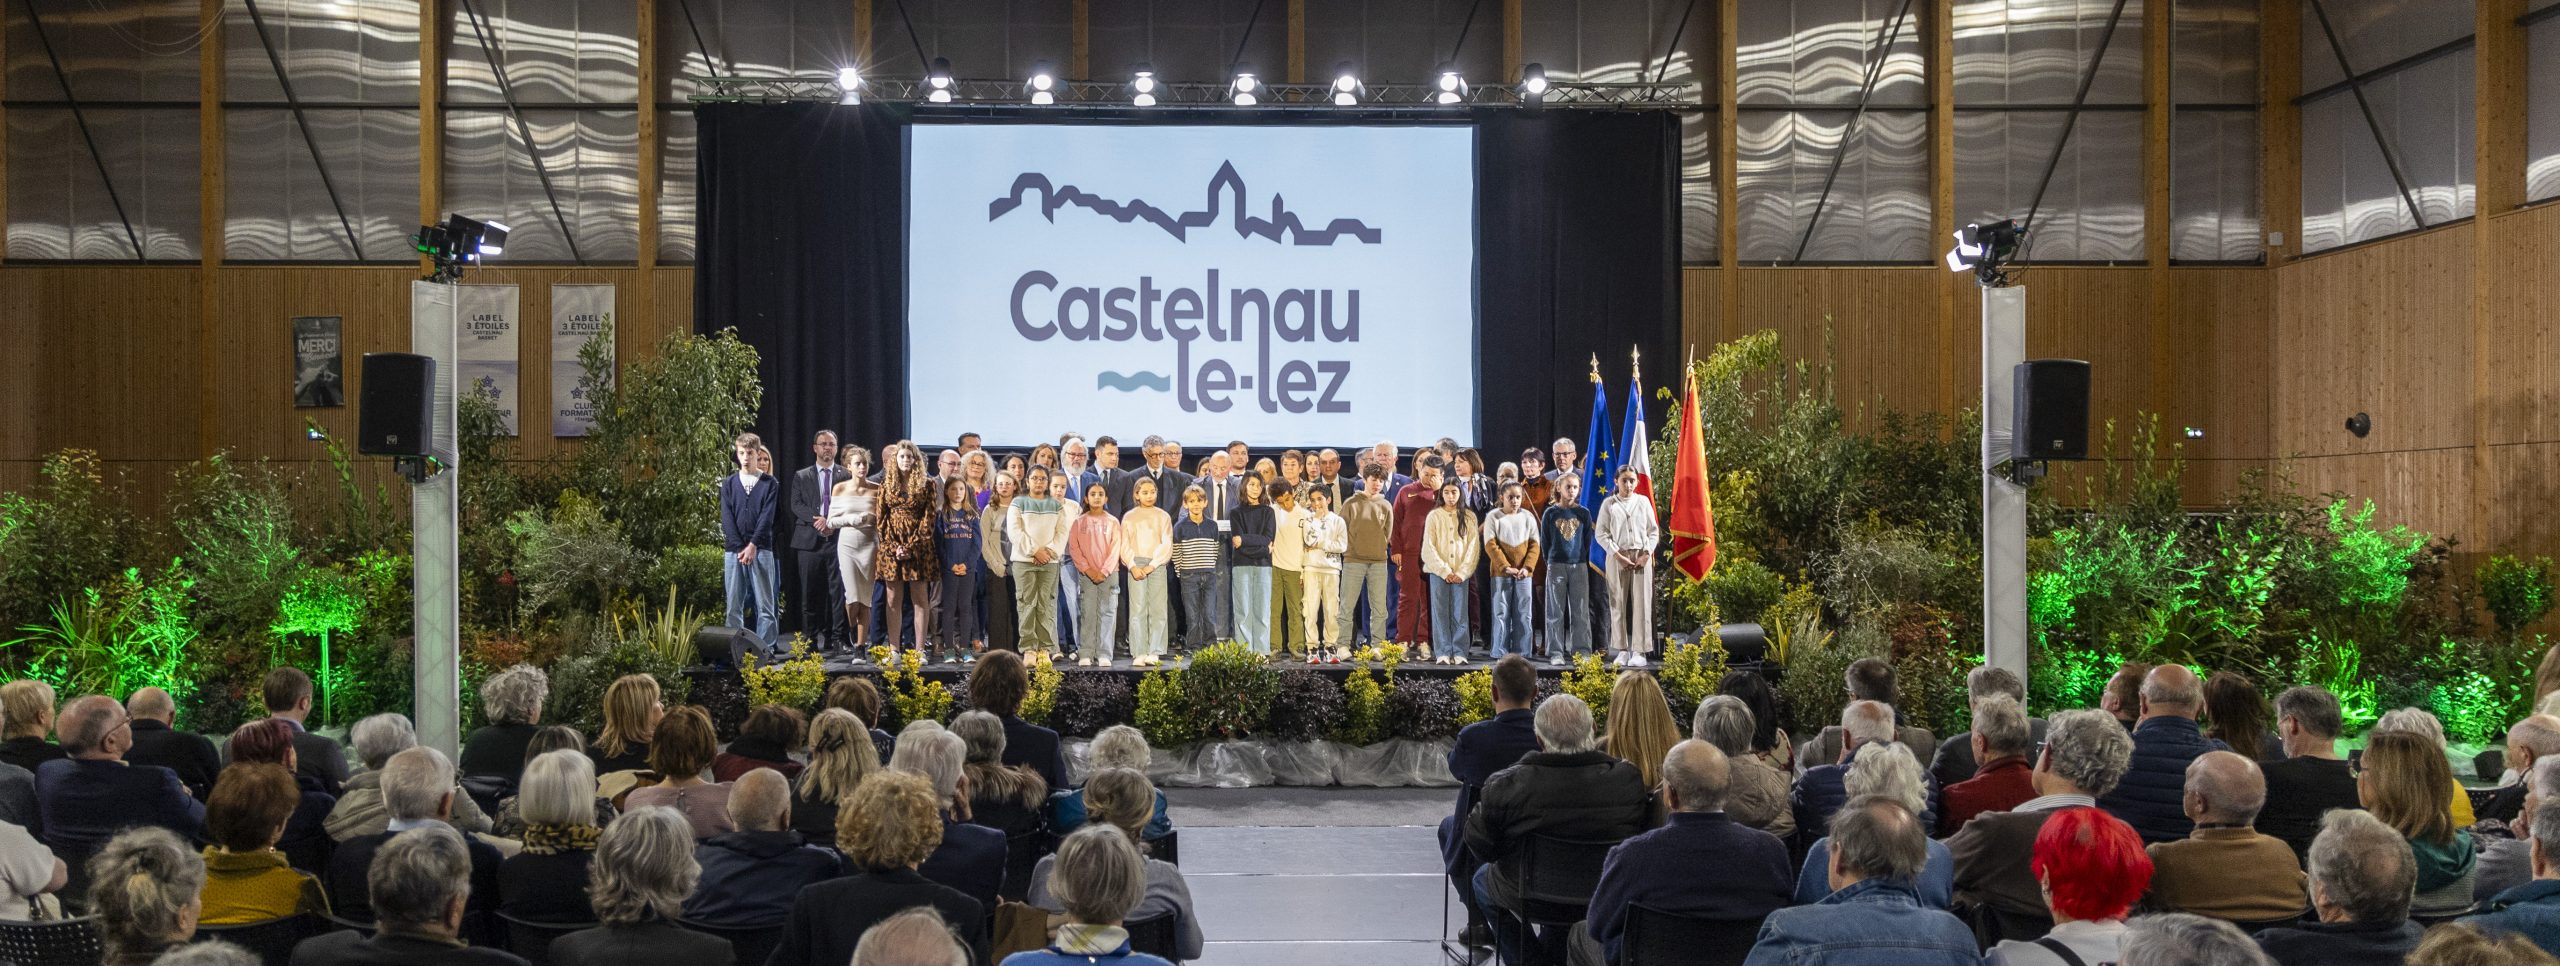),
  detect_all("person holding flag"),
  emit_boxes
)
[1668,349,1718,582]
